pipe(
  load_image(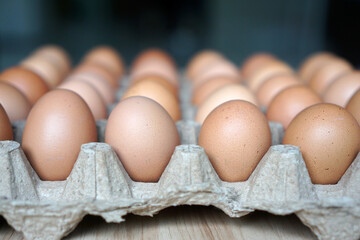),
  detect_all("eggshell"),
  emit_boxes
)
[83,46,124,79]
[248,61,293,92]
[58,80,107,120]
[241,53,277,80]
[22,89,97,181]
[298,52,335,83]
[256,74,301,107]
[0,66,49,104]
[192,59,240,87]
[0,82,31,122]
[198,100,271,182]
[130,59,179,89]
[346,89,360,125]
[195,84,258,124]
[131,48,175,73]
[0,104,13,140]
[33,45,71,77]
[186,50,224,80]
[122,79,181,122]
[283,103,360,184]
[266,85,322,129]
[21,56,63,88]
[192,76,238,106]
[309,58,353,95]
[73,62,118,88]
[130,74,178,99]
[105,96,180,182]
[64,73,115,105]
[323,71,360,107]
